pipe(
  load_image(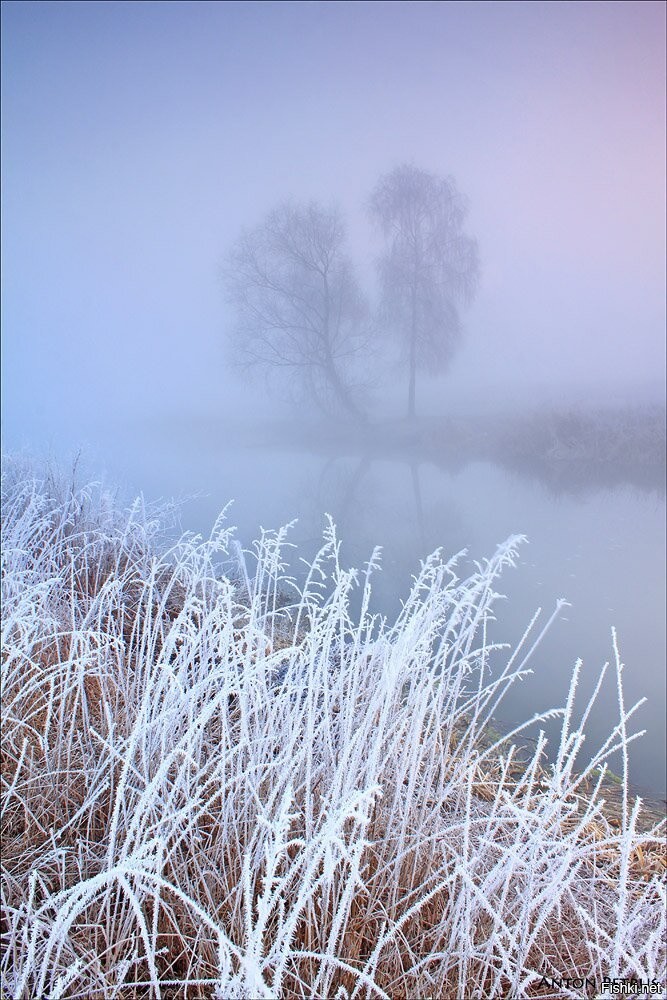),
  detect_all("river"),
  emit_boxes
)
[93,416,666,799]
